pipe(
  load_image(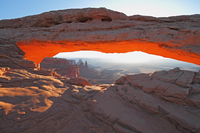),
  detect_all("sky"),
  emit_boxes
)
[55,51,163,63]
[54,51,200,71]
[0,0,200,20]
[54,51,199,65]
